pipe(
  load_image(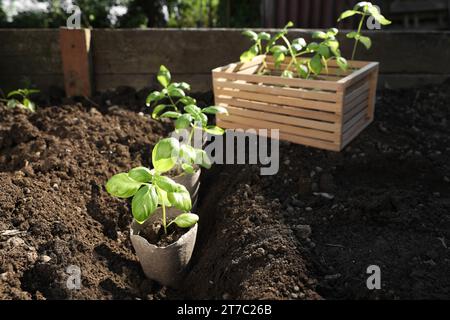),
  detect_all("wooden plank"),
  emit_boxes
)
[217,118,340,151]
[367,67,379,120]
[342,117,373,148]
[215,97,339,122]
[265,55,370,69]
[343,105,369,132]
[219,113,337,142]
[339,62,379,87]
[215,88,339,113]
[265,61,352,77]
[344,87,370,112]
[343,98,369,122]
[213,70,342,91]
[223,106,338,135]
[59,28,92,97]
[213,79,339,102]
